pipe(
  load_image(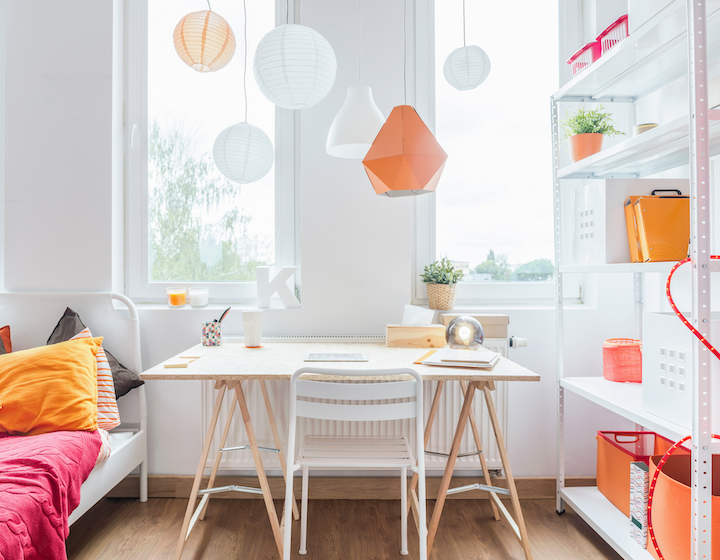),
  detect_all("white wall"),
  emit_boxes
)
[3,0,113,292]
[2,0,640,478]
